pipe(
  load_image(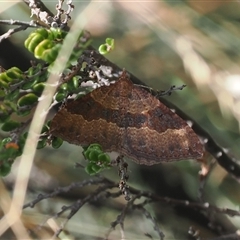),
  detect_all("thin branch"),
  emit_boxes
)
[23,177,113,209]
[105,195,140,240]
[22,176,240,238]
[135,206,165,240]
[139,84,187,97]
[128,187,240,217]
[52,182,116,238]
[0,25,28,42]
[0,19,38,27]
